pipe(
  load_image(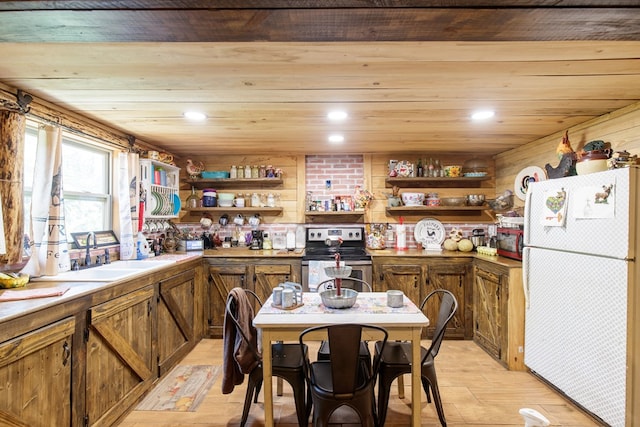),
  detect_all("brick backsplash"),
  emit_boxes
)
[306,154,364,199]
